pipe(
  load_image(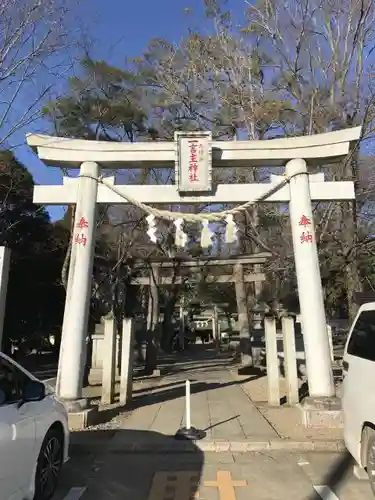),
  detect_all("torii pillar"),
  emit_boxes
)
[57,162,99,407]
[286,159,335,398]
